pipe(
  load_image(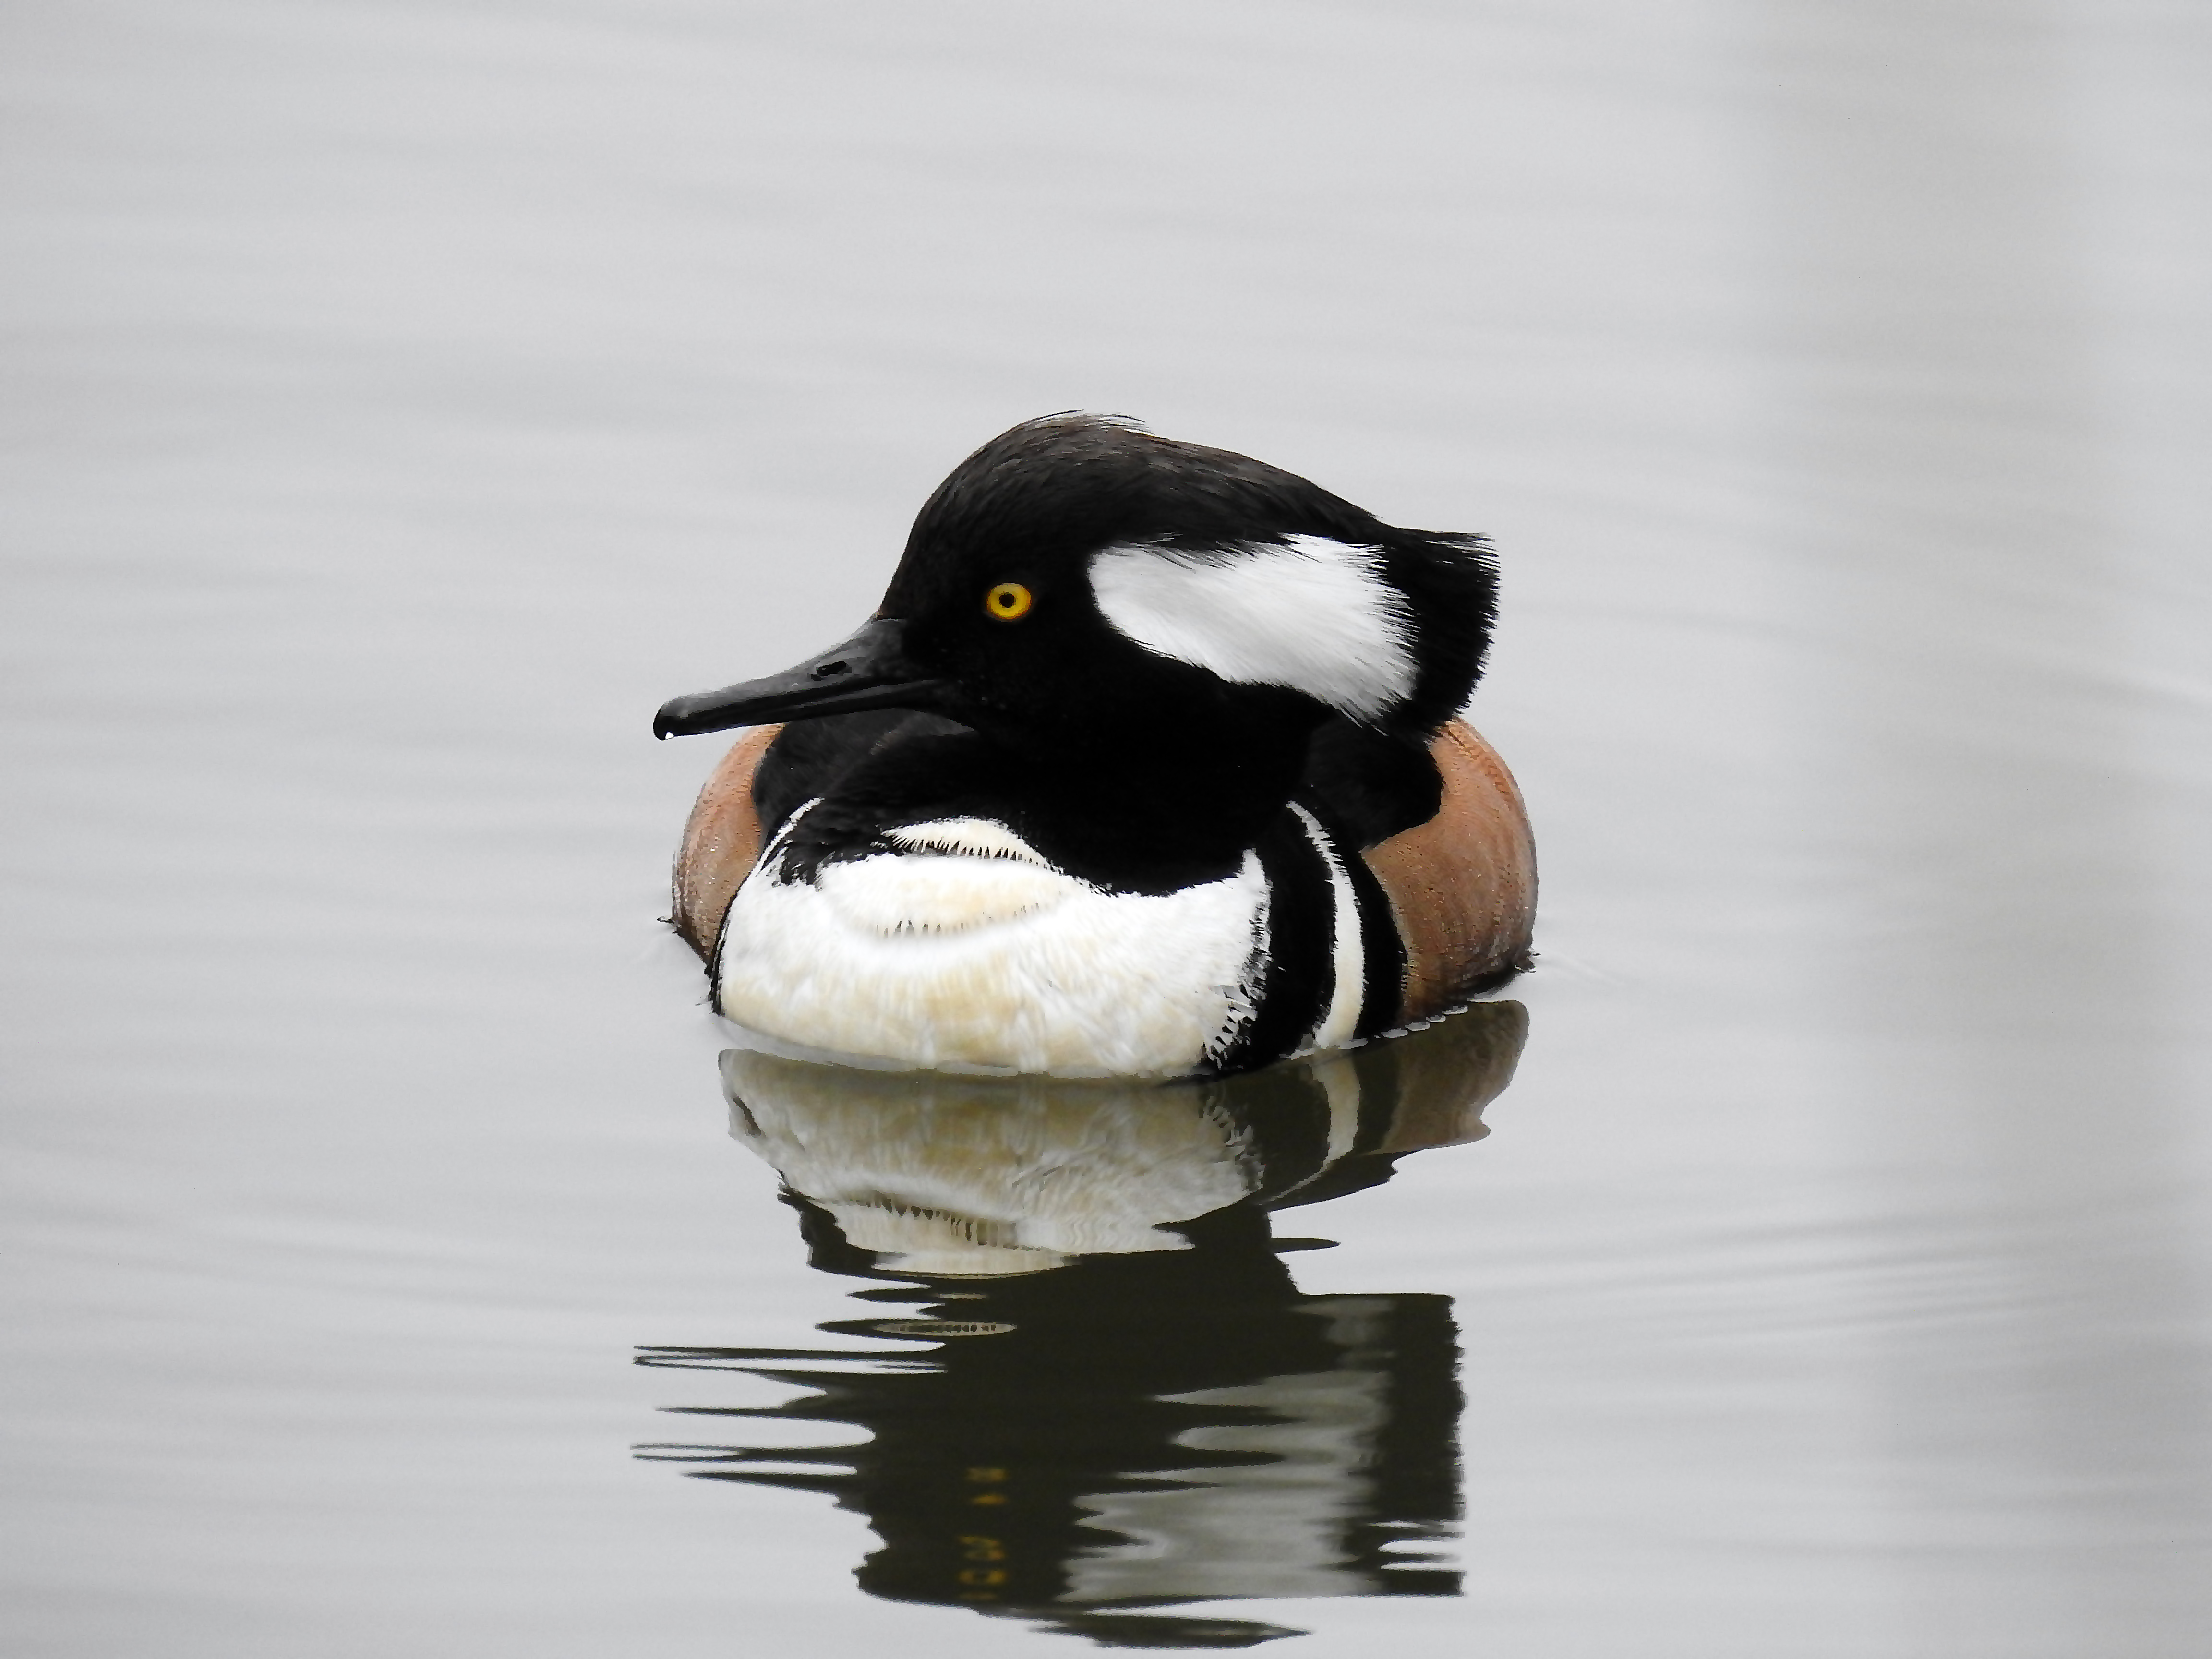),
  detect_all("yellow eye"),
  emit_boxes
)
[984,582,1034,621]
